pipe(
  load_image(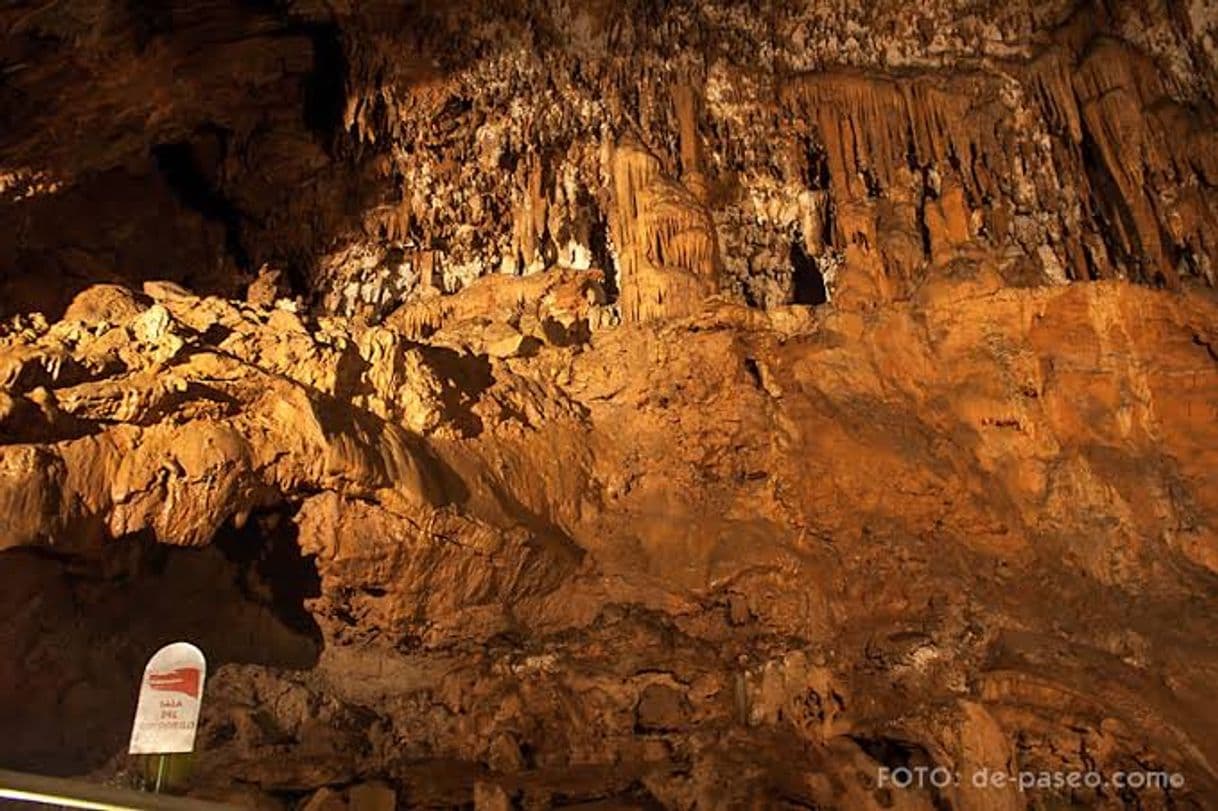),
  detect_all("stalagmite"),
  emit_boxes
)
[3,1,1218,808]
